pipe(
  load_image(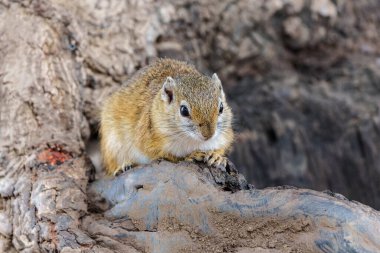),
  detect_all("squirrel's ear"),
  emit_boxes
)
[212,73,222,89]
[161,76,176,103]
[212,73,225,98]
